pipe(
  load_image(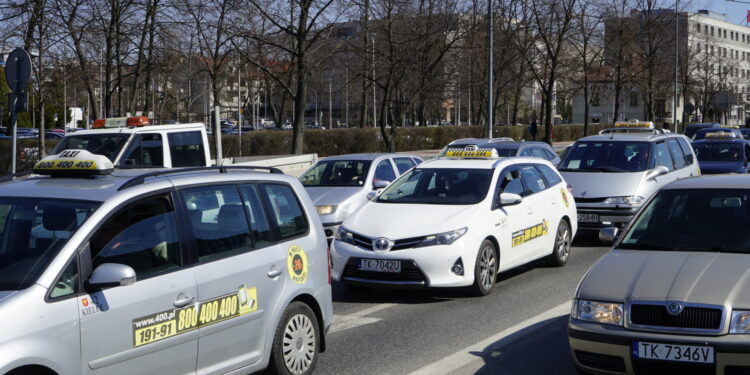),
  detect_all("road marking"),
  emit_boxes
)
[408,301,571,375]
[330,303,398,334]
